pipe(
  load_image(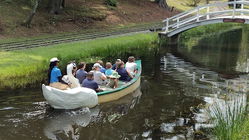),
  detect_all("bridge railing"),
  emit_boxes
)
[162,0,249,33]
